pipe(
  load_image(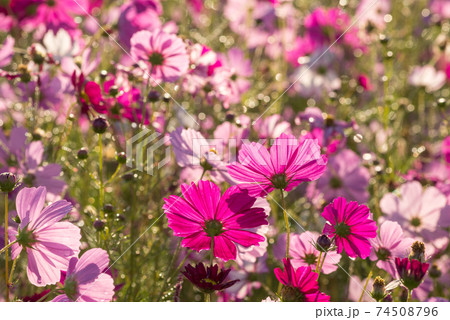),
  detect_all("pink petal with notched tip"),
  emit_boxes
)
[74,248,109,285]
[16,187,46,226]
